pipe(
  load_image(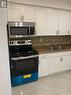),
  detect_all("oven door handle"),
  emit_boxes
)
[11,55,39,60]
